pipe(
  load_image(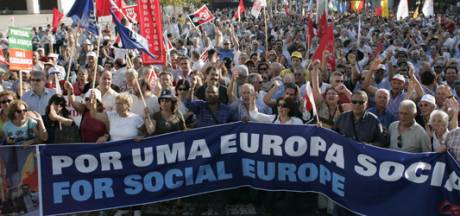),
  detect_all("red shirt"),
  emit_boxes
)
[80,110,107,143]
